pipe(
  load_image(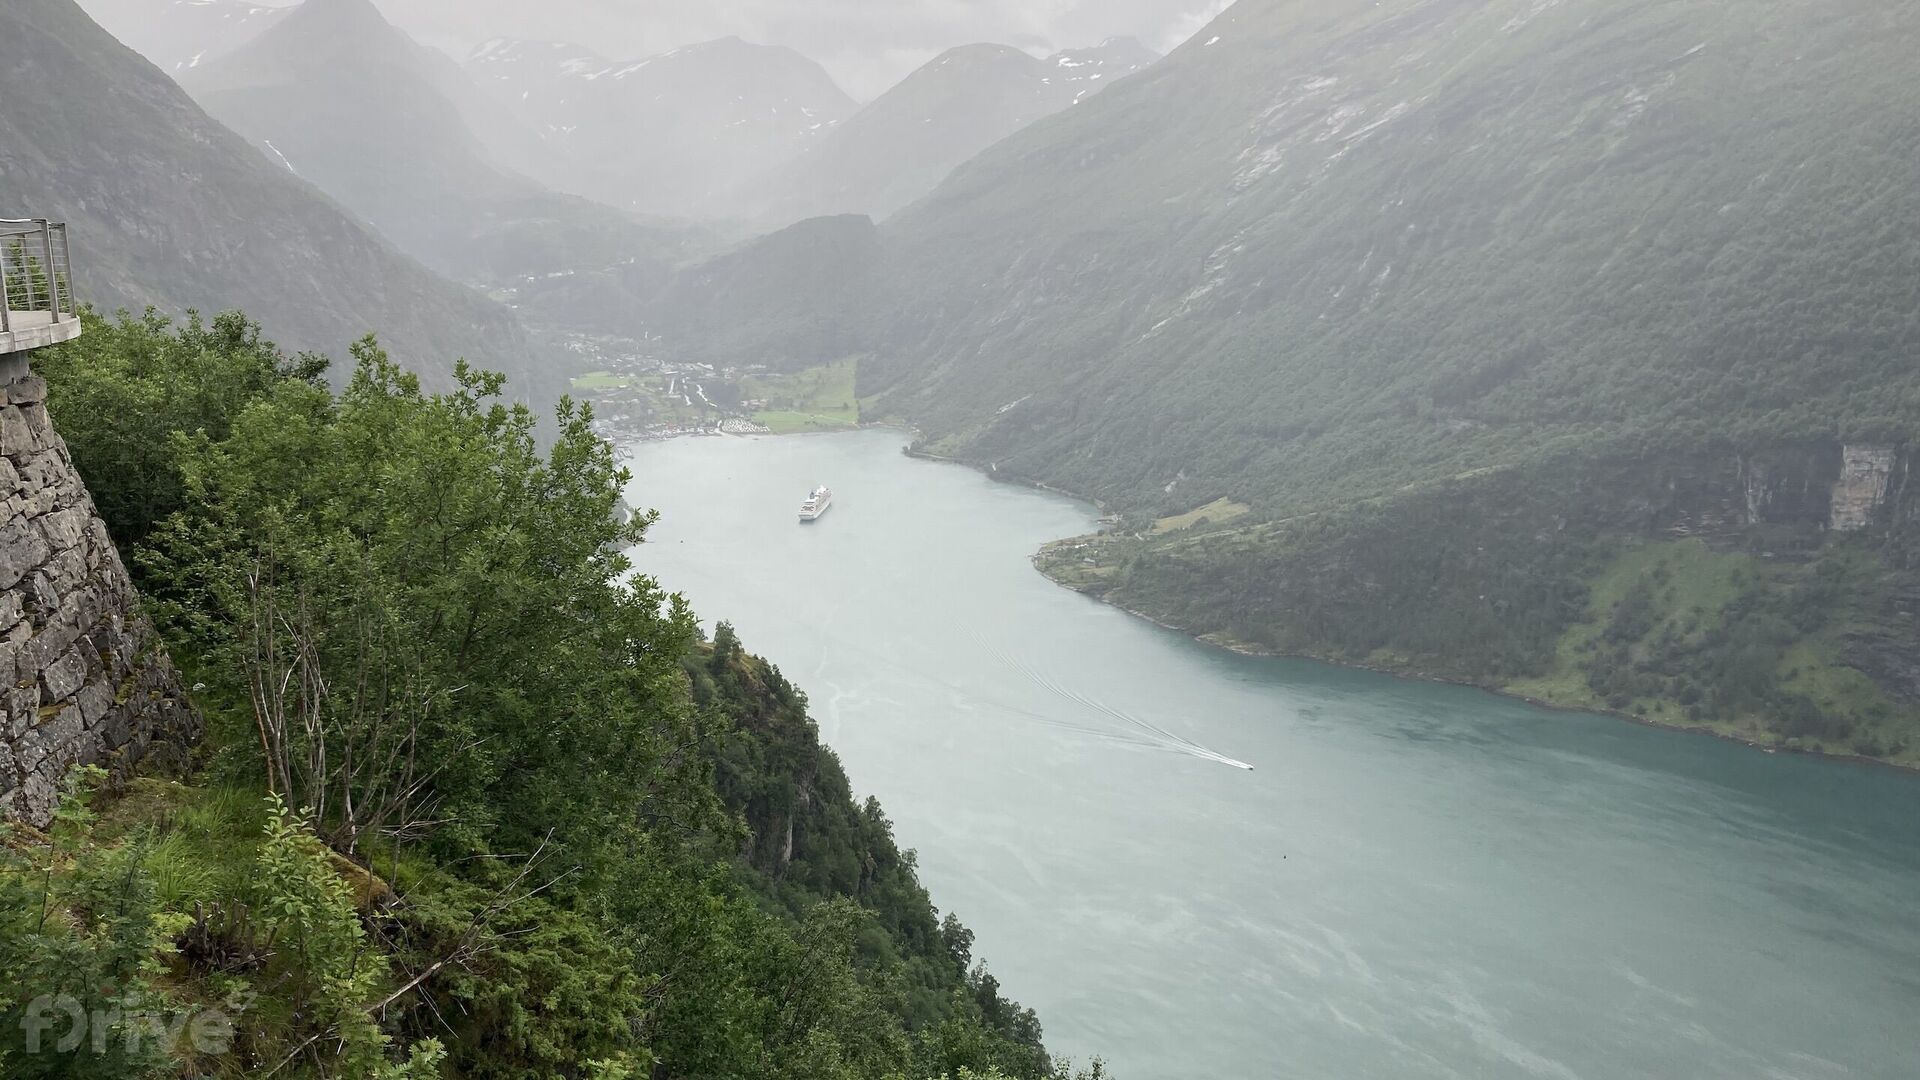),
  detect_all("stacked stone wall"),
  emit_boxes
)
[1,365,198,826]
